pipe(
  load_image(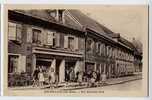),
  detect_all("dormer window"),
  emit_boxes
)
[49,10,57,18]
[49,9,65,23]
